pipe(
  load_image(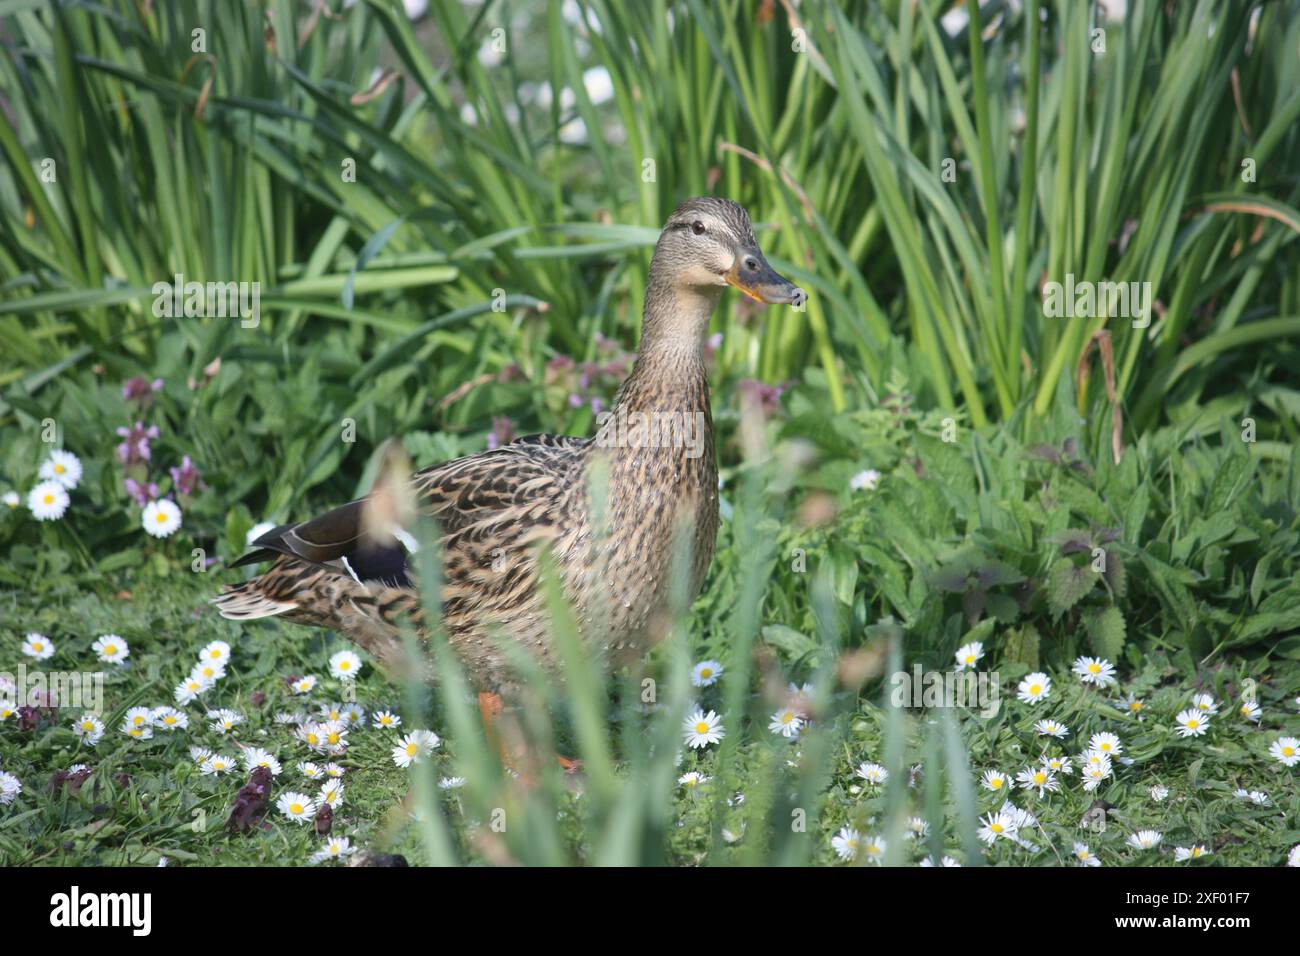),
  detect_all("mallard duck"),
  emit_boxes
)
[215,198,803,710]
